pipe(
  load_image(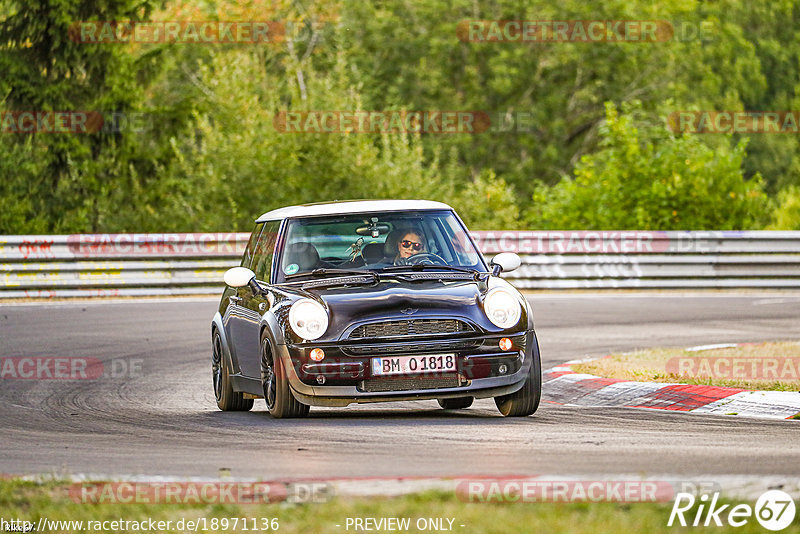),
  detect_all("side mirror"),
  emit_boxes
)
[224,267,256,288]
[490,252,521,276]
